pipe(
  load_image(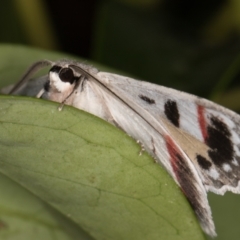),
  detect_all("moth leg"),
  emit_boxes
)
[36,88,45,98]
[58,103,65,111]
